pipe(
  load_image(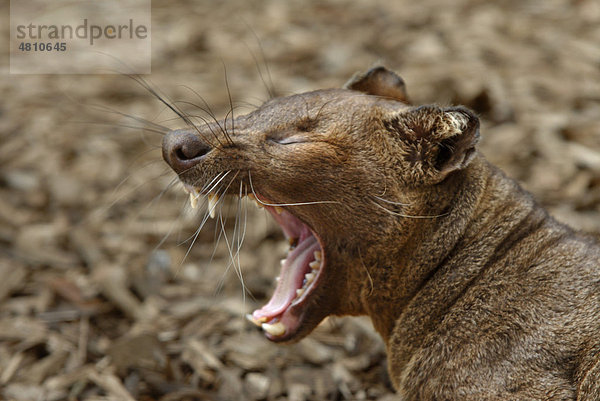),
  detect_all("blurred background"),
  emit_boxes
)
[1,0,600,400]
